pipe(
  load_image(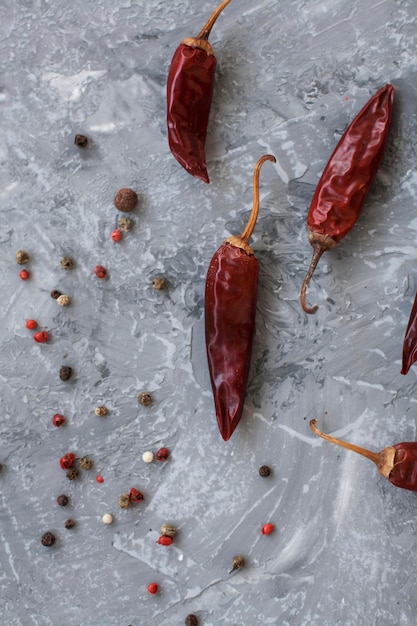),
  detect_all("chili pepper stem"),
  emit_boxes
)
[300,231,338,314]
[195,0,233,41]
[225,154,276,253]
[309,419,396,479]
